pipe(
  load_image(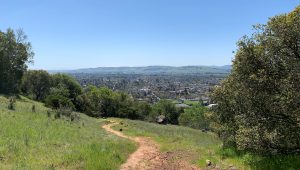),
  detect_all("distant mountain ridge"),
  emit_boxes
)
[50,65,232,75]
